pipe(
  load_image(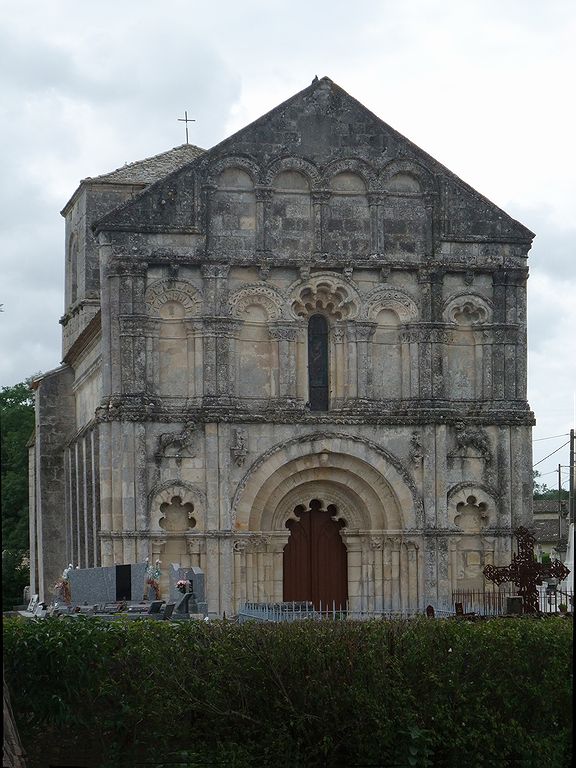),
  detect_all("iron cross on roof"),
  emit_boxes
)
[177,111,195,144]
[483,526,570,614]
